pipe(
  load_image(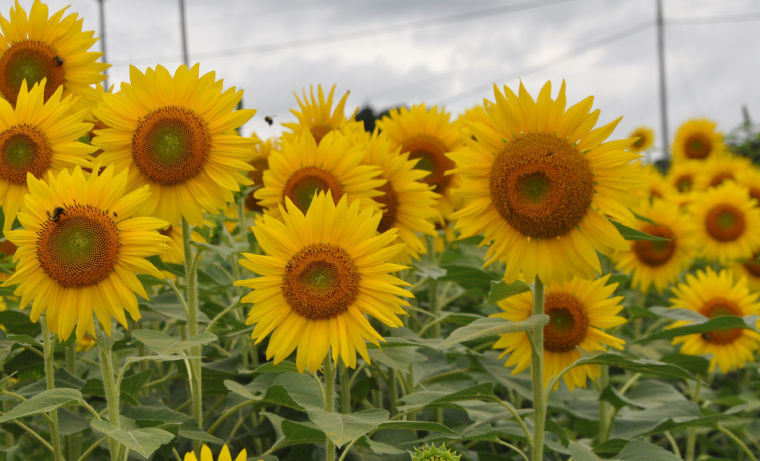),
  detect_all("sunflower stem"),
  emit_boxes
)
[529,276,546,461]
[323,356,336,461]
[65,341,82,461]
[182,217,204,441]
[685,380,702,461]
[41,317,64,461]
[96,329,122,461]
[339,362,351,413]
[597,365,611,443]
